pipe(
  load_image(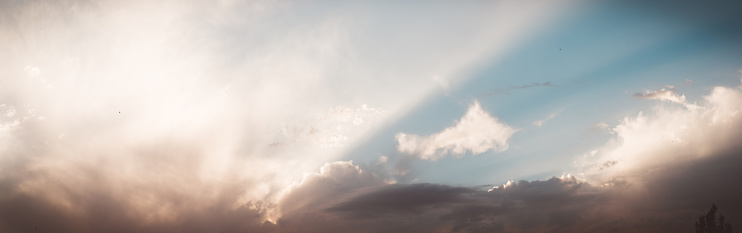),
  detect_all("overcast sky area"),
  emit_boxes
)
[2,0,742,232]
